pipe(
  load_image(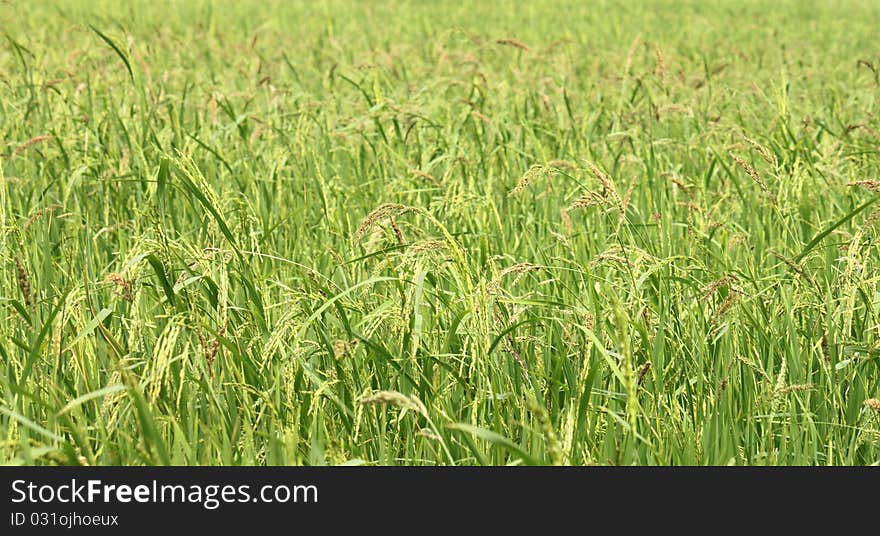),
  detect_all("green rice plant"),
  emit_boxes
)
[2,0,880,466]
